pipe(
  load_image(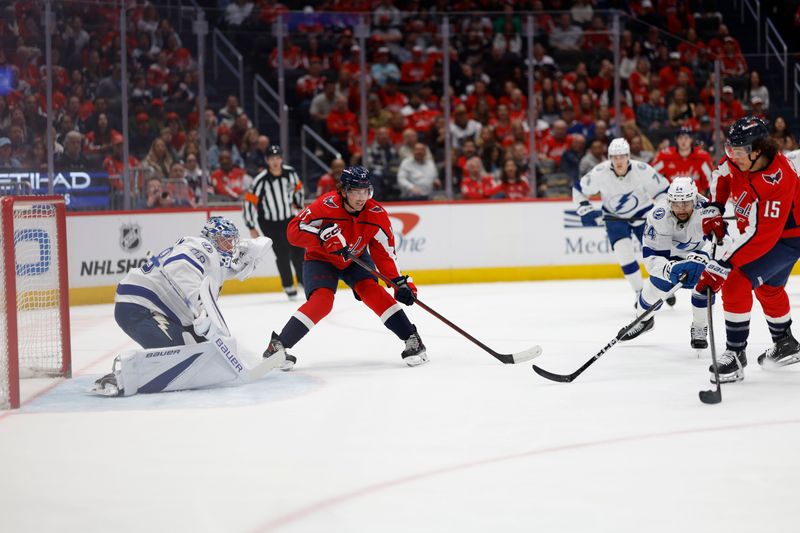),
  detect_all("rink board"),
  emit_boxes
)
[63,200,796,305]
